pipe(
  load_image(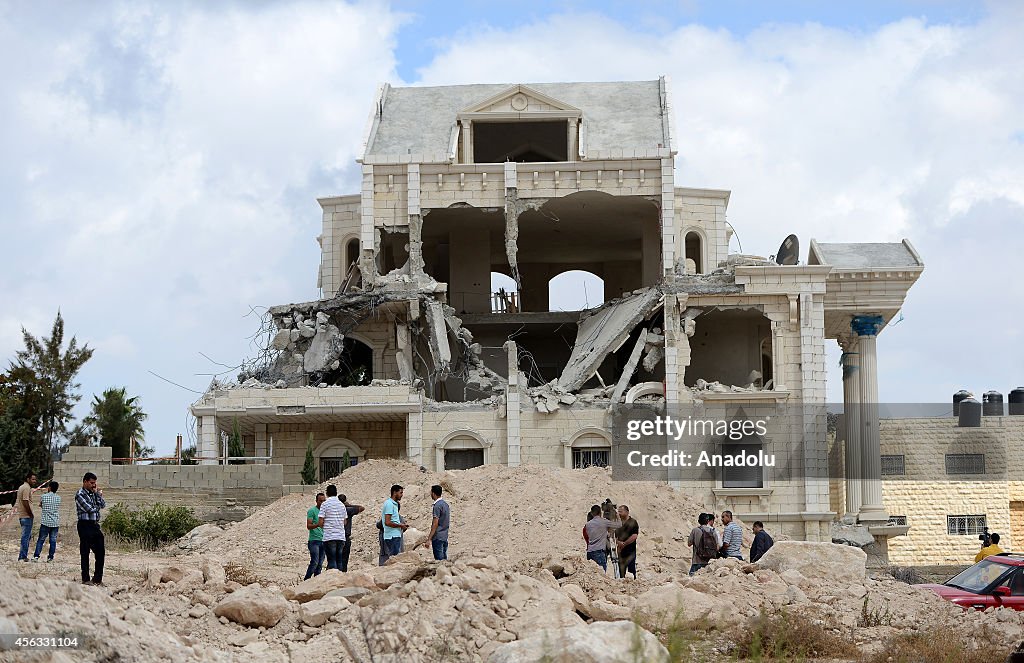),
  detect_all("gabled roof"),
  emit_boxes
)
[362,79,671,162]
[459,84,581,115]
